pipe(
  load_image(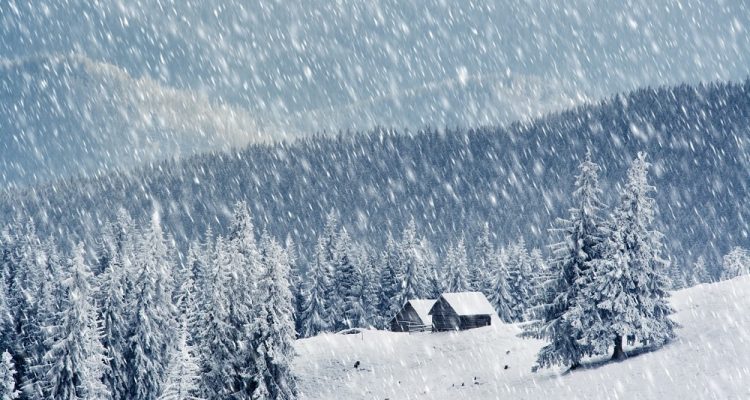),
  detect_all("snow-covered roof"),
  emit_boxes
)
[432,292,496,316]
[407,299,436,325]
